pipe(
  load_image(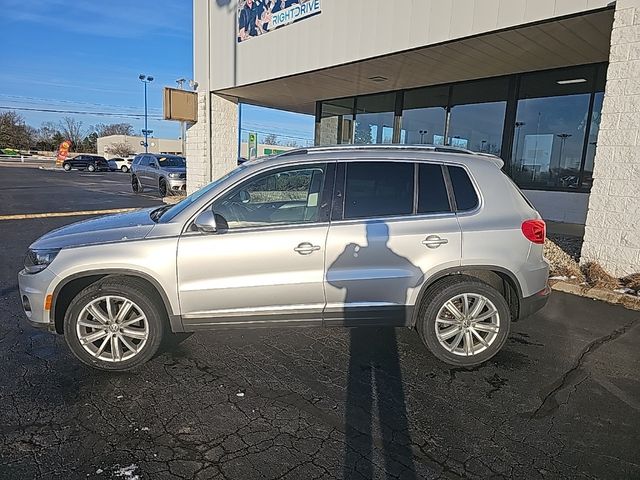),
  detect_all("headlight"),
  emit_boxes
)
[168,173,182,179]
[24,249,60,274]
